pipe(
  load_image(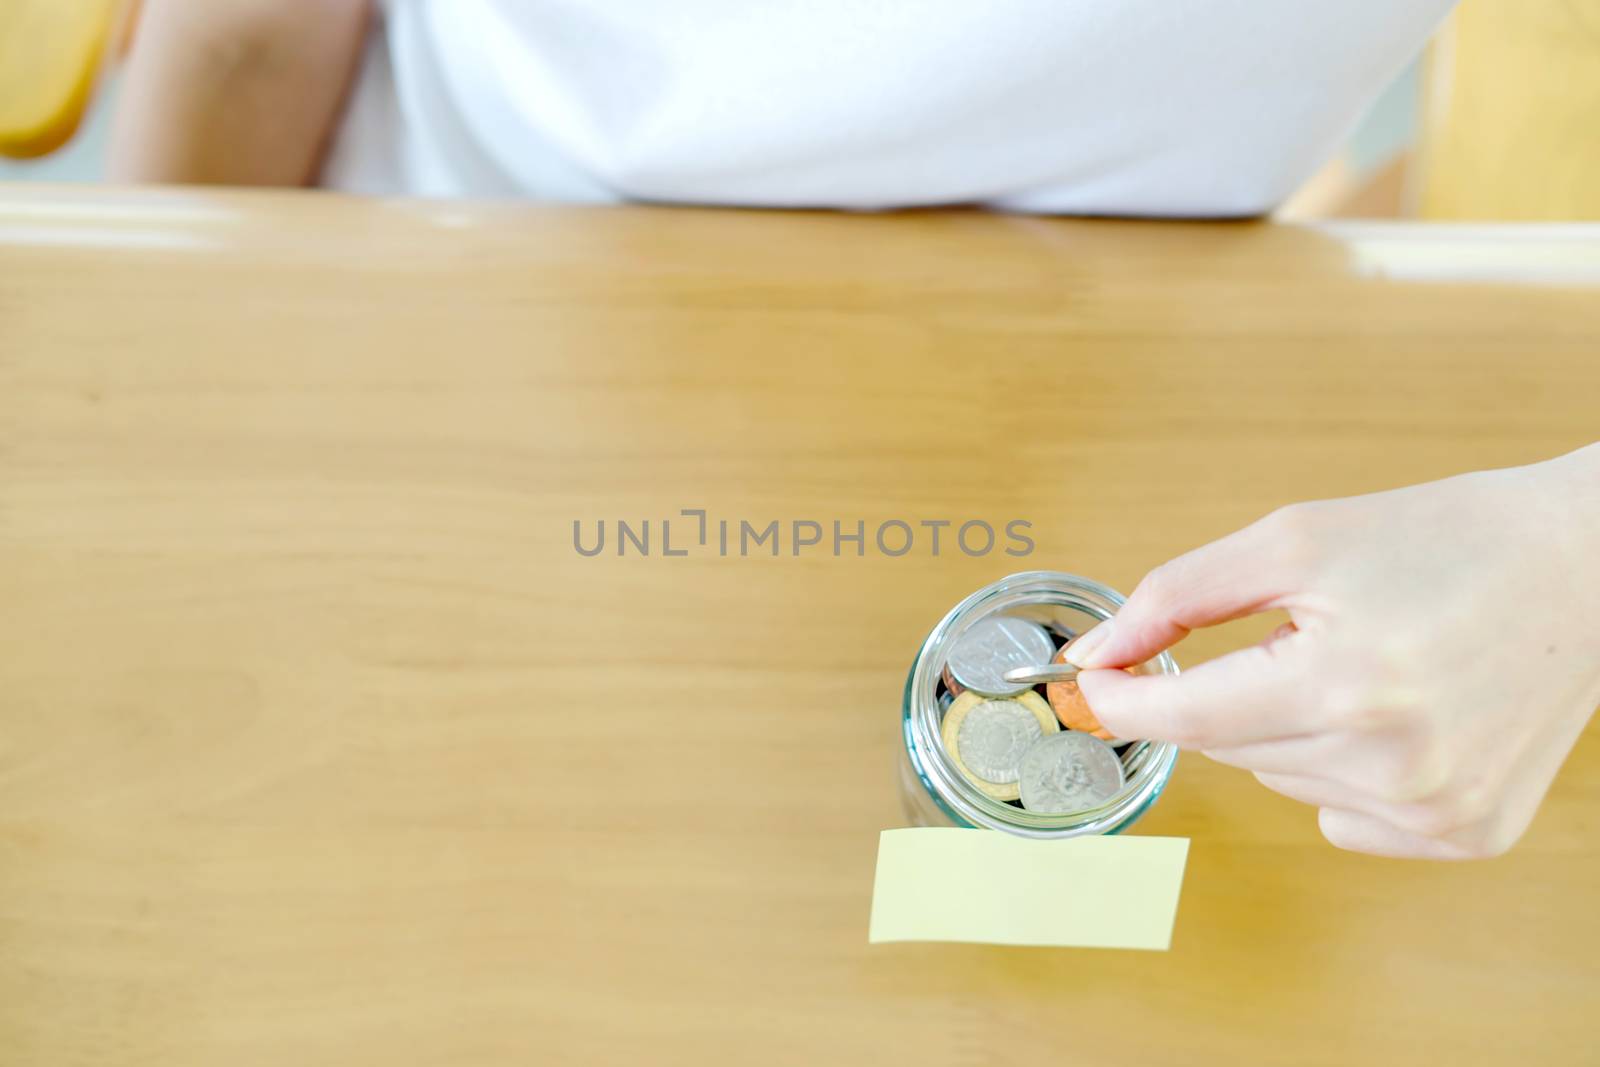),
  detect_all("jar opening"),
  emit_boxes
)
[903,571,1179,838]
